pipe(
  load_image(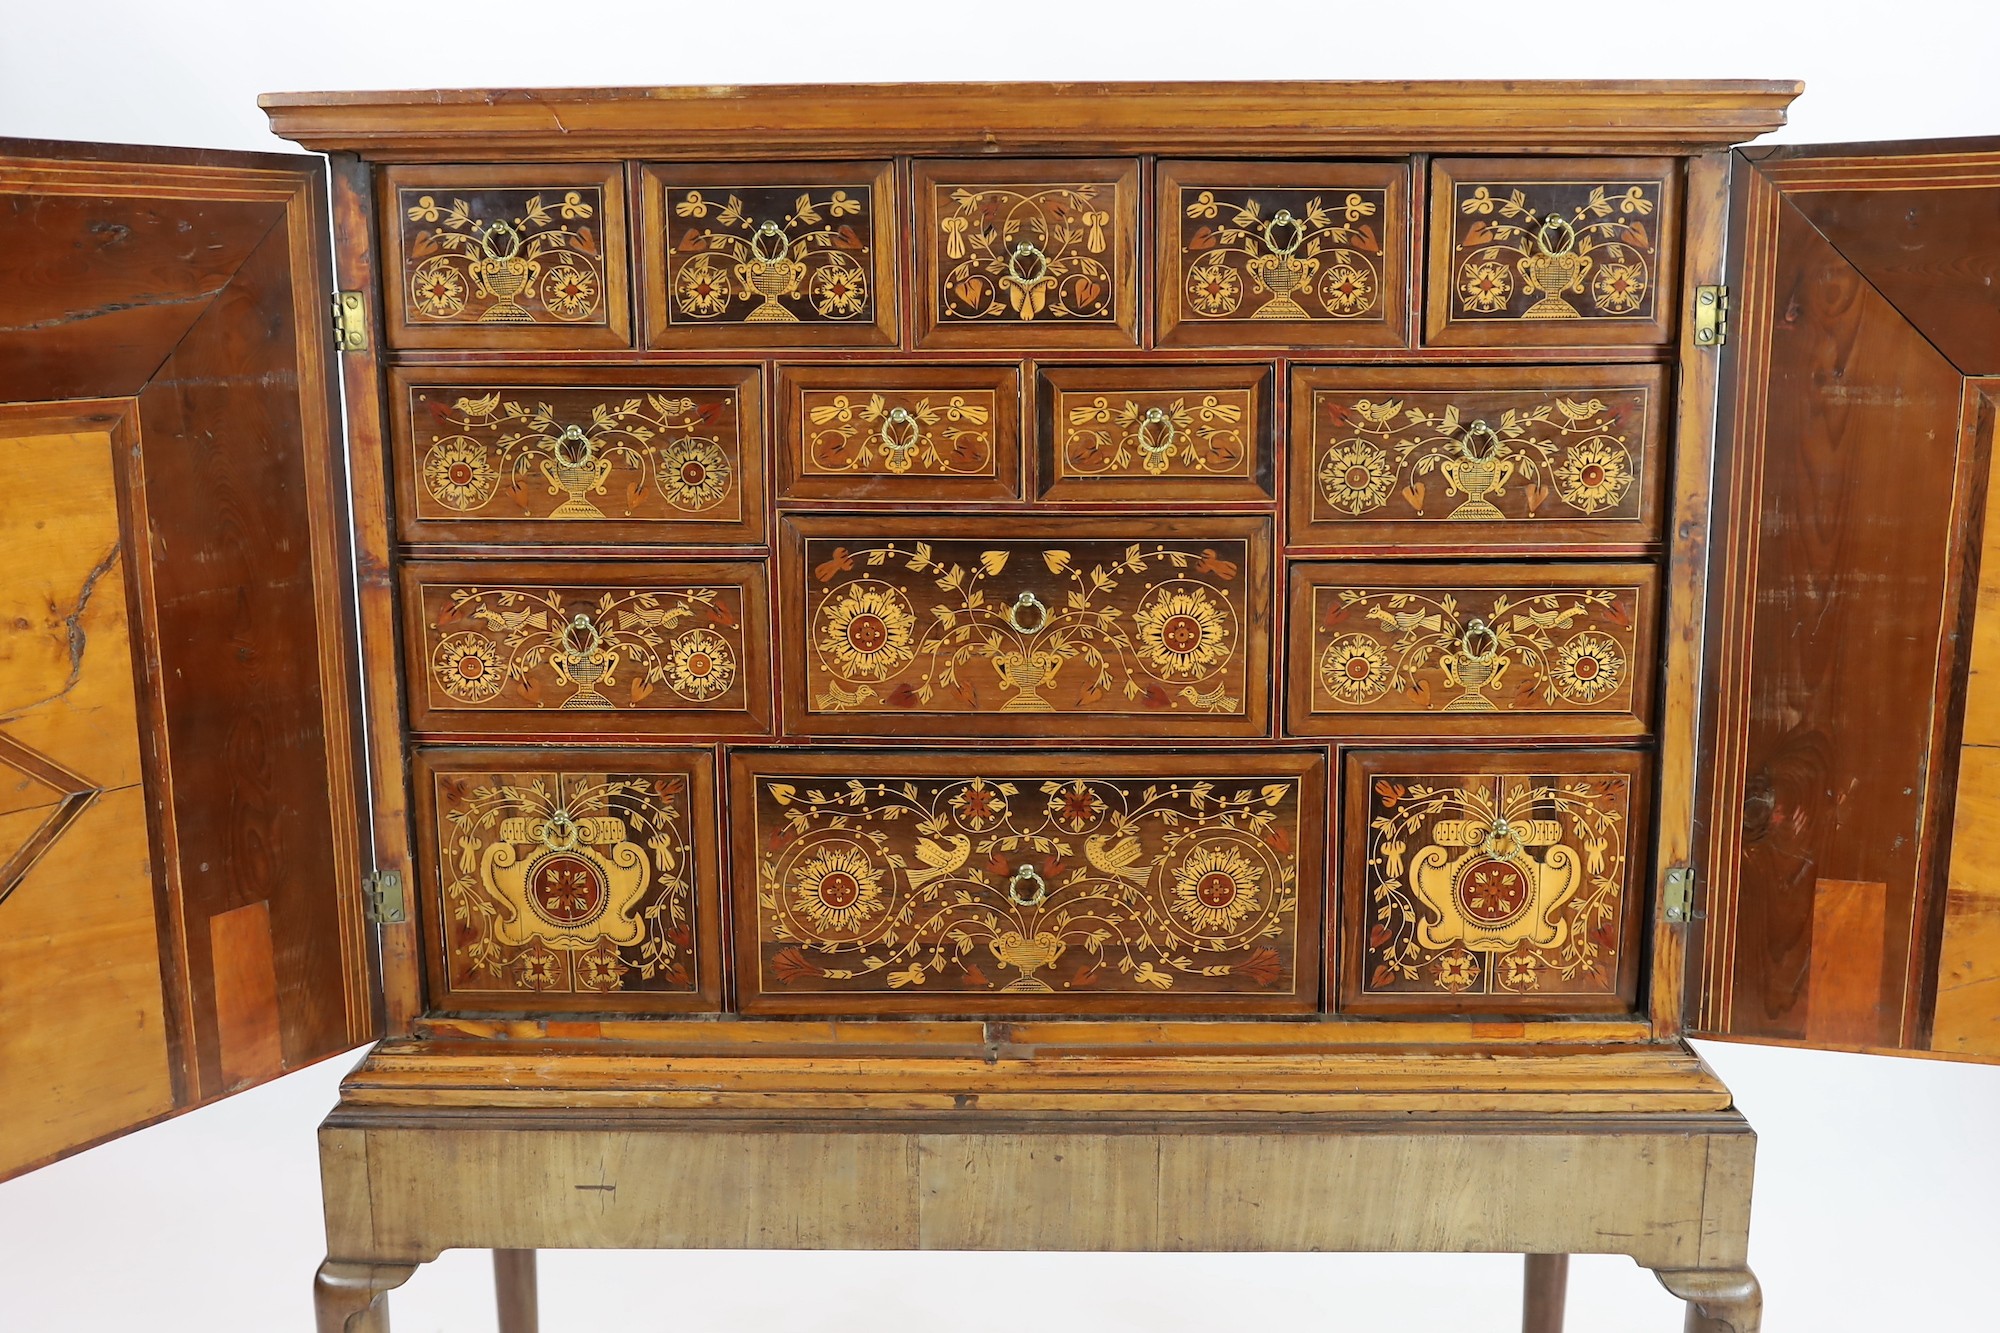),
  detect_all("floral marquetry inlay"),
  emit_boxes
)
[731,753,1321,1010]
[784,520,1270,737]
[1038,366,1270,503]
[1344,752,1645,1013]
[394,372,760,541]
[1291,565,1656,737]
[802,389,999,478]
[402,563,770,735]
[384,165,630,346]
[422,754,719,1010]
